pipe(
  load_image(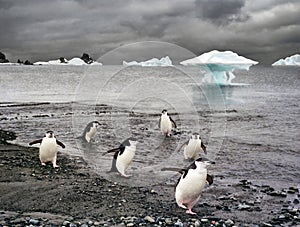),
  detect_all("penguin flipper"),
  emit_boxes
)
[102,148,120,156]
[107,150,119,173]
[175,140,189,152]
[206,174,213,185]
[56,140,66,148]
[201,141,207,154]
[169,116,177,128]
[161,167,185,174]
[29,139,43,146]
